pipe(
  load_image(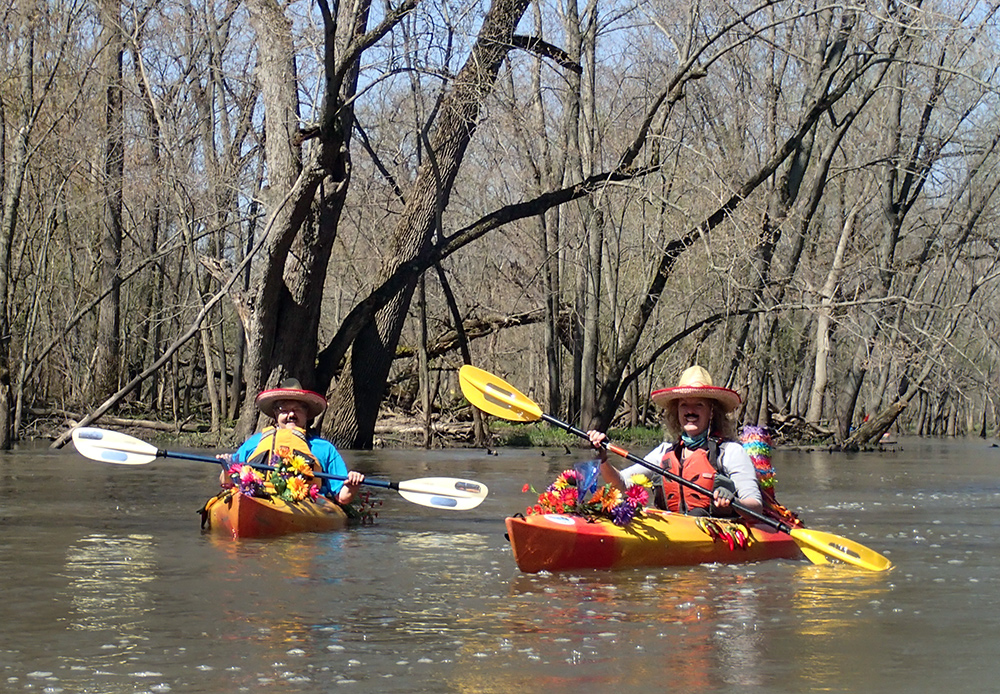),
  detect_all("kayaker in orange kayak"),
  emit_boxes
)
[220,379,365,504]
[587,365,763,518]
